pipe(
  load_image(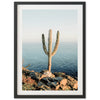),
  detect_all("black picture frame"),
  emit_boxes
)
[14,2,86,98]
